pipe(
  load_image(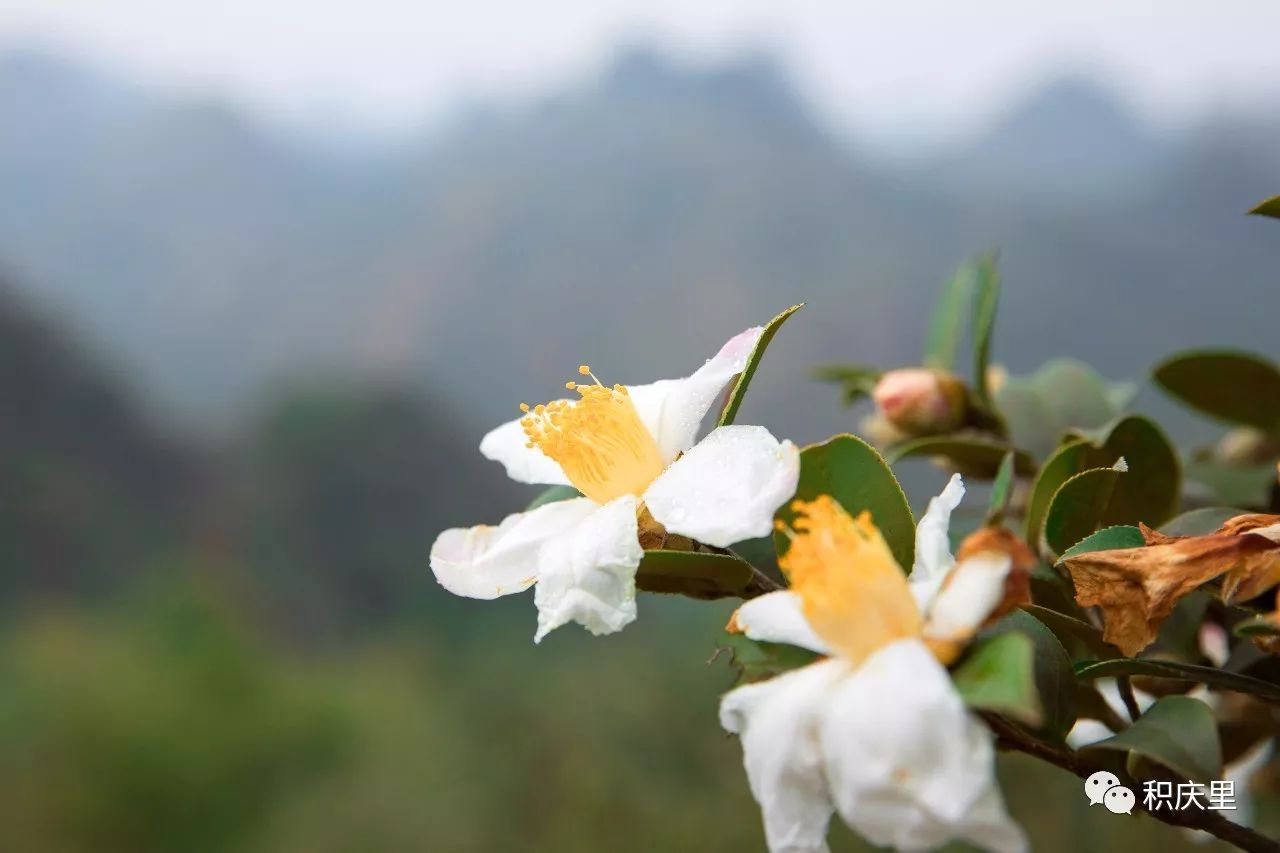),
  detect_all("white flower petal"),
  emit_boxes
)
[533,495,643,642]
[644,425,799,547]
[720,659,847,853]
[479,416,572,486]
[922,552,1013,644]
[817,639,1027,853]
[429,498,597,599]
[909,473,965,612]
[732,592,831,656]
[627,326,764,462]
